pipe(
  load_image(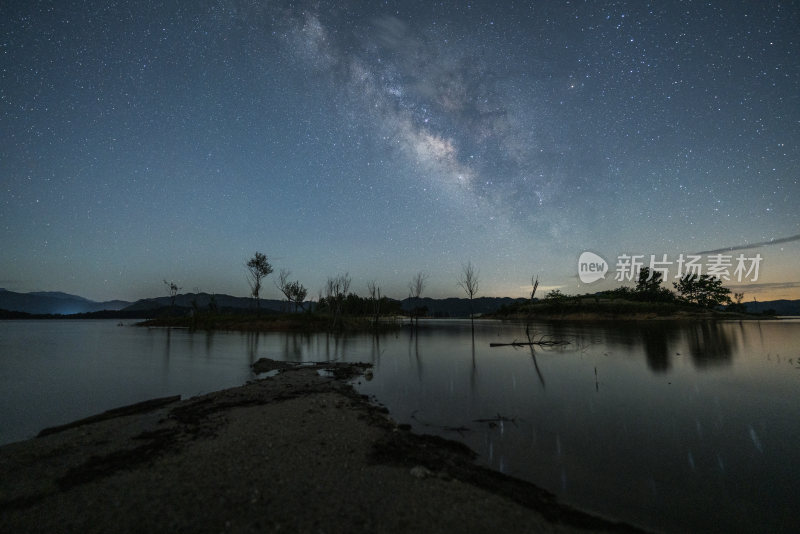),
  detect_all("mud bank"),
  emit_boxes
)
[0,359,645,533]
